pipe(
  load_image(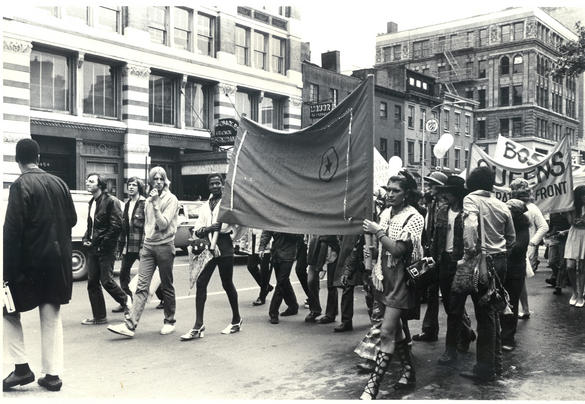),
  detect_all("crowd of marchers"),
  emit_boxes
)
[4,138,585,399]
